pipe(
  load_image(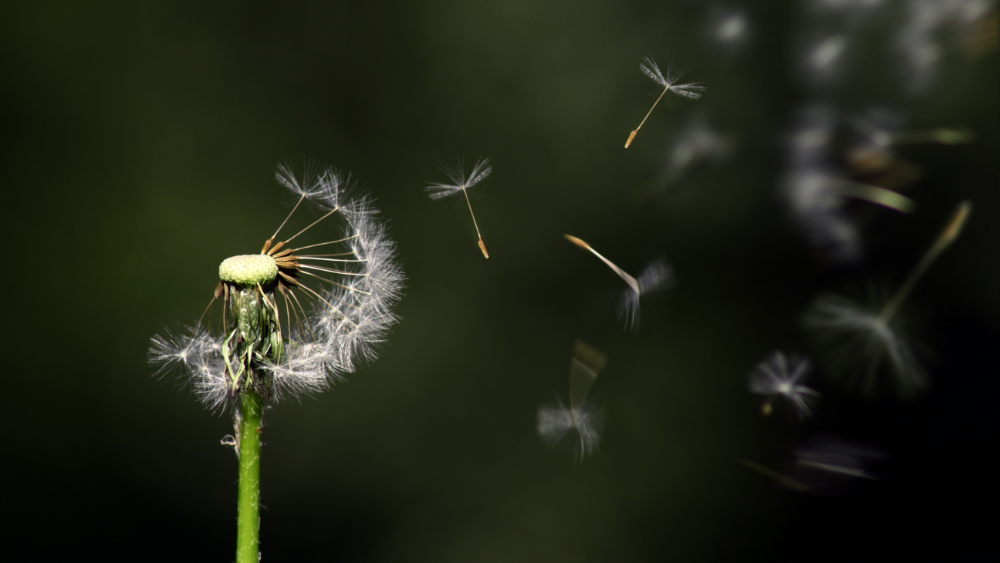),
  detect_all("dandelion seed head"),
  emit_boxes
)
[218,254,278,285]
[149,165,403,412]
